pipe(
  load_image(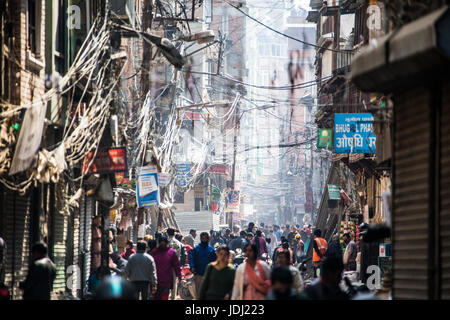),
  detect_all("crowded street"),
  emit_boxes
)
[1,0,450,303]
